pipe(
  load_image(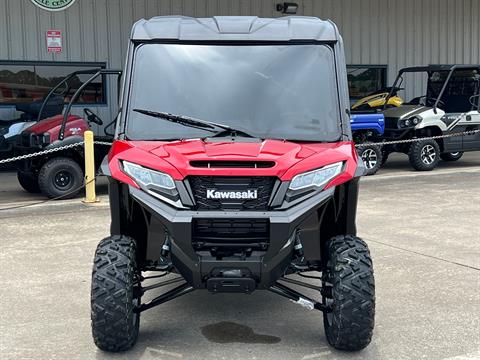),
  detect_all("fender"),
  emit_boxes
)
[46,135,84,150]
[414,108,448,131]
[350,113,385,135]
